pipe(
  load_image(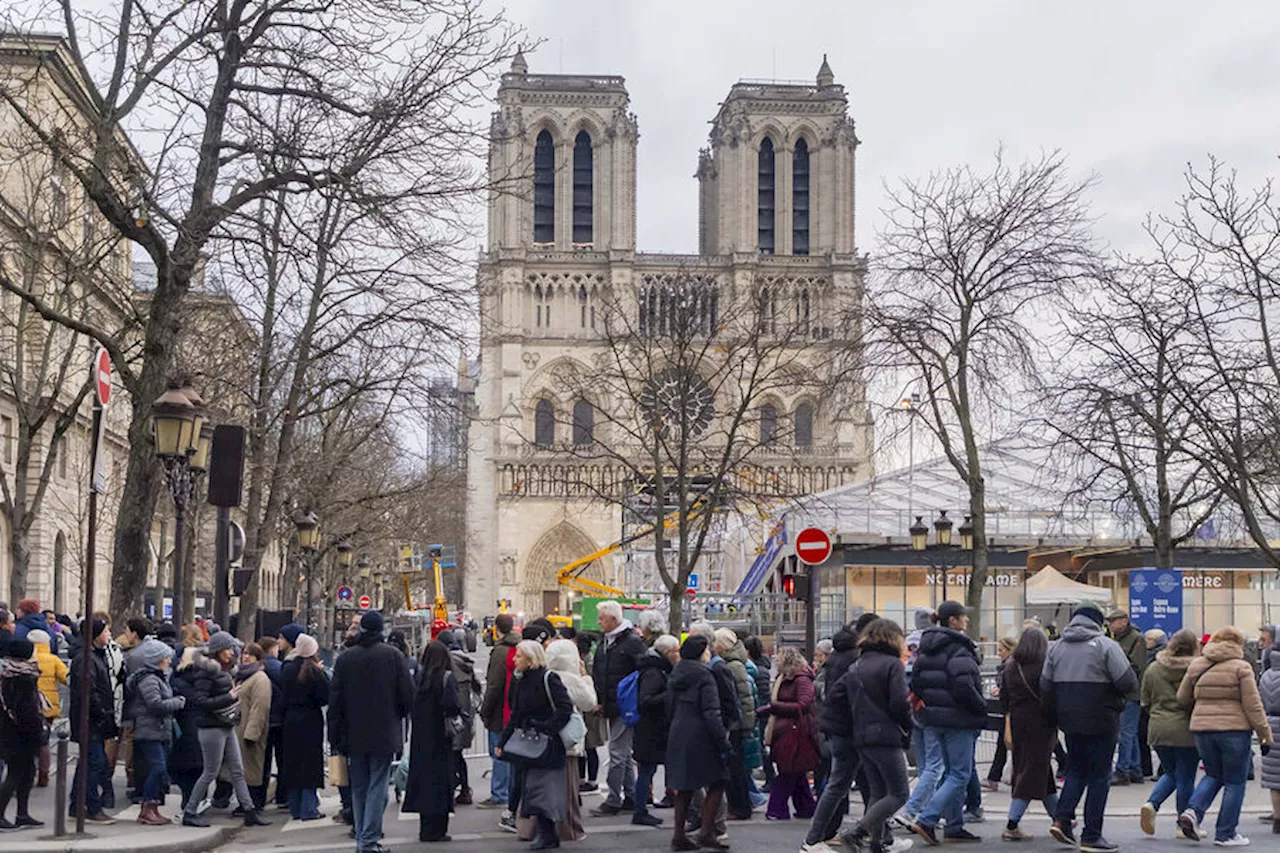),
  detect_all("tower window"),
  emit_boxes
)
[535,399,555,446]
[793,138,810,256]
[533,130,555,243]
[795,402,813,447]
[758,137,776,254]
[578,284,595,329]
[573,399,594,445]
[572,131,593,244]
[760,404,777,445]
